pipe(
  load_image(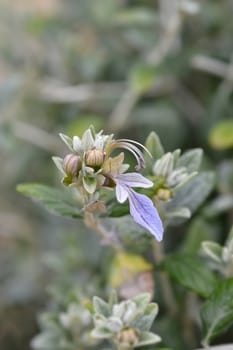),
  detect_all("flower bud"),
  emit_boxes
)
[156,188,173,201]
[85,149,105,167]
[63,153,82,176]
[117,328,138,347]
